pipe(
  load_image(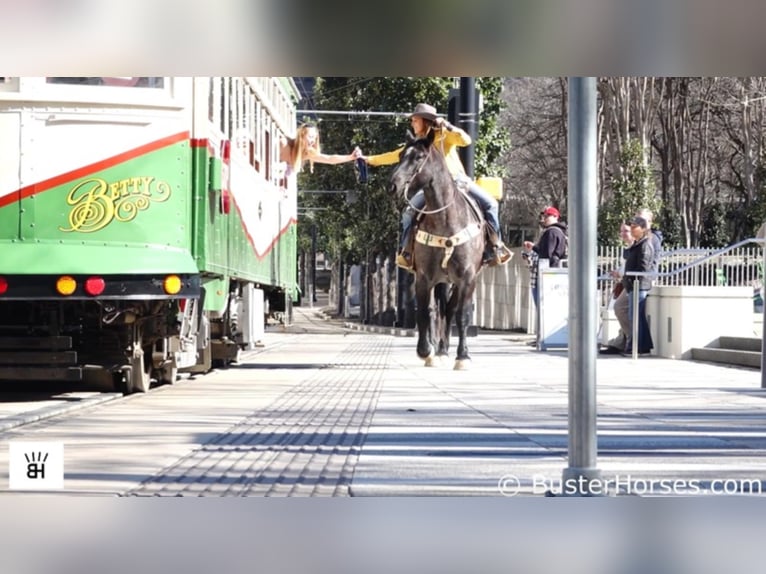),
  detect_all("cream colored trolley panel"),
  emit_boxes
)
[192,77,217,140]
[18,78,193,189]
[0,113,20,201]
